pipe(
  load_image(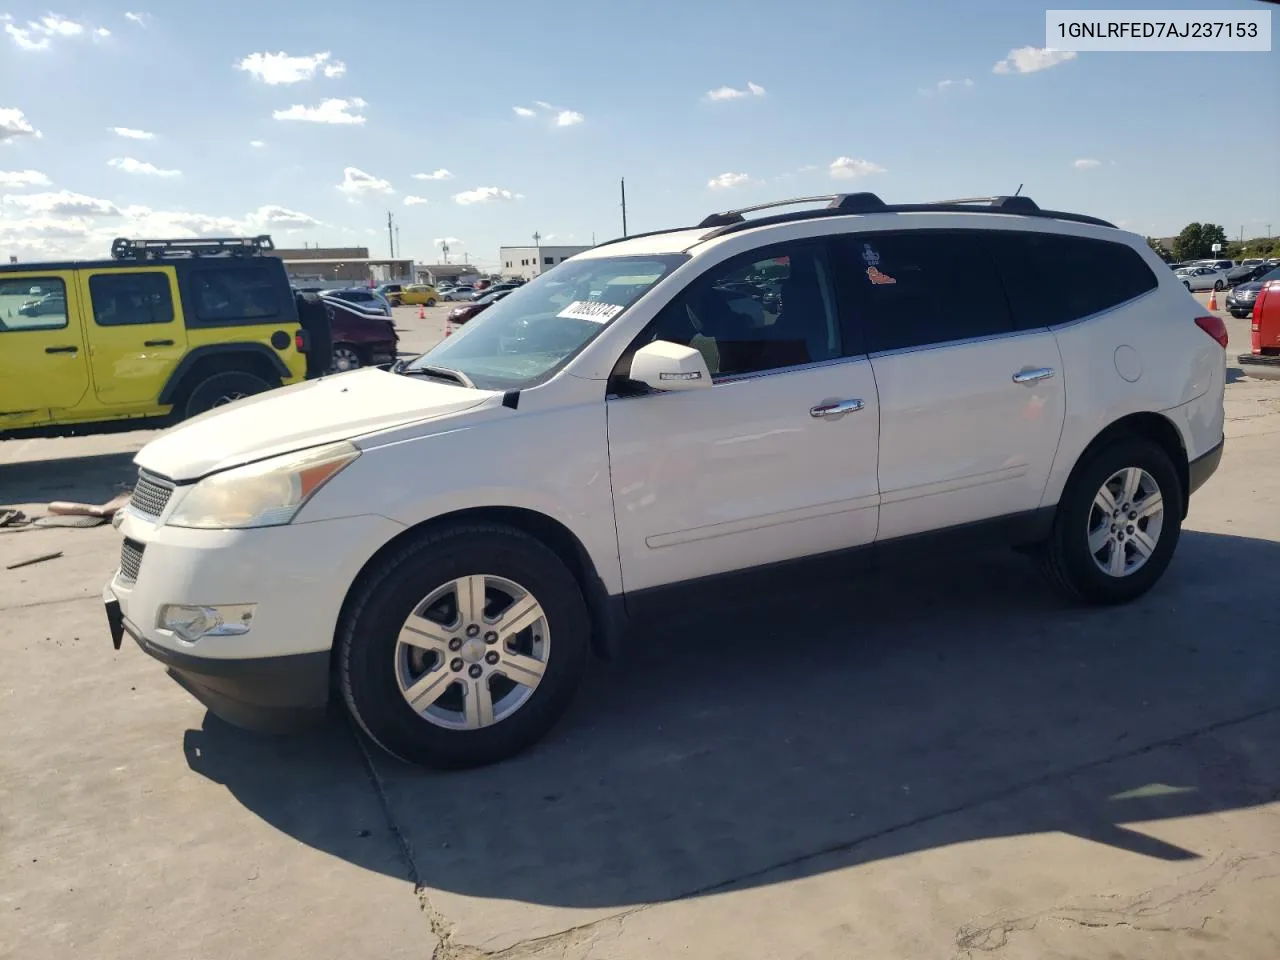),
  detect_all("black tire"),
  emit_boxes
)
[1214,279,1225,291]
[339,523,590,769]
[425,298,437,307]
[1183,281,1191,290]
[331,343,363,372]
[1037,438,1183,605]
[183,370,273,419]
